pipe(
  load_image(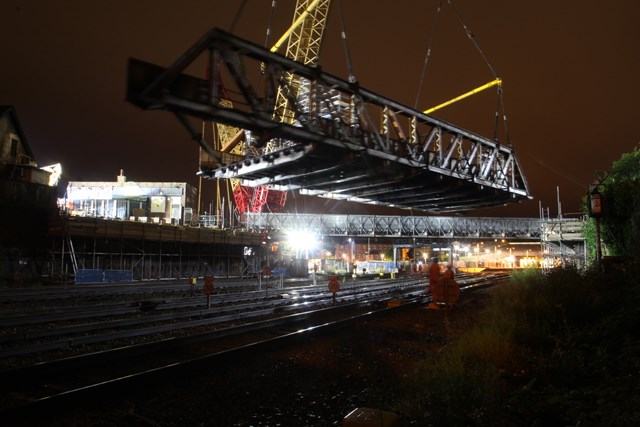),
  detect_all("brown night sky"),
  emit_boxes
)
[2,0,639,218]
